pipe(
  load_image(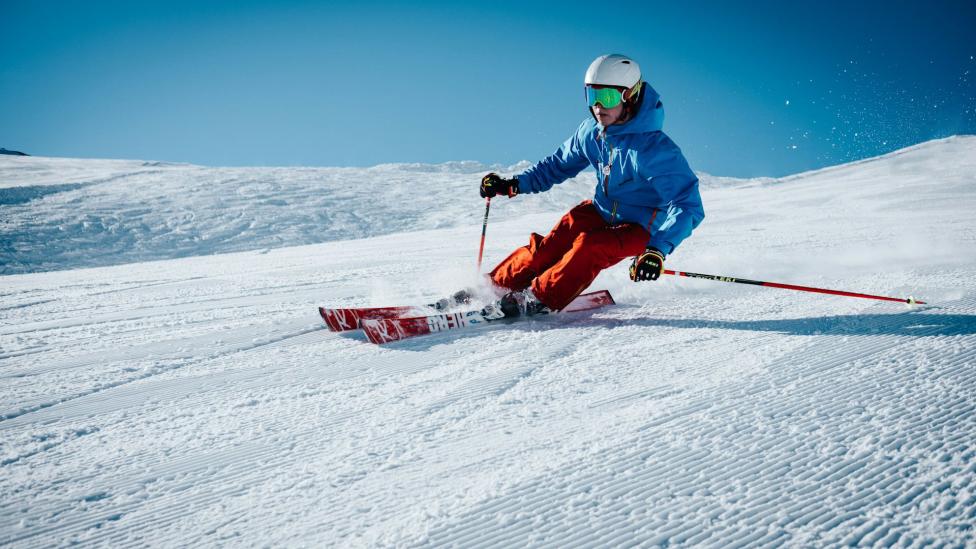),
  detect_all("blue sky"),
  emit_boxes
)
[2,0,974,177]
